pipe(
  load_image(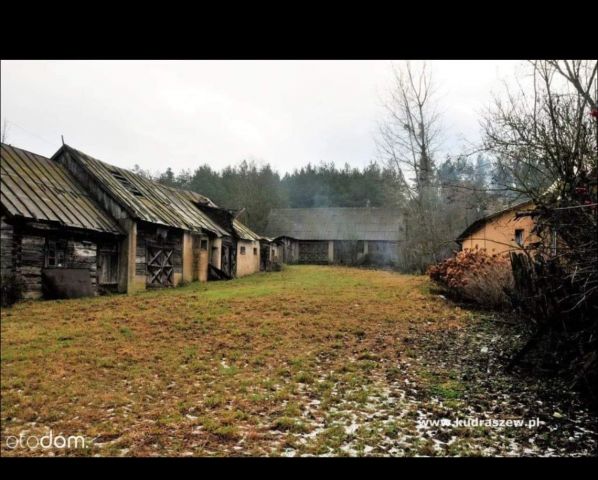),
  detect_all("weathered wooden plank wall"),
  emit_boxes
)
[18,234,45,298]
[67,241,97,288]
[136,223,183,285]
[298,241,328,264]
[0,217,15,278]
[1,217,122,299]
